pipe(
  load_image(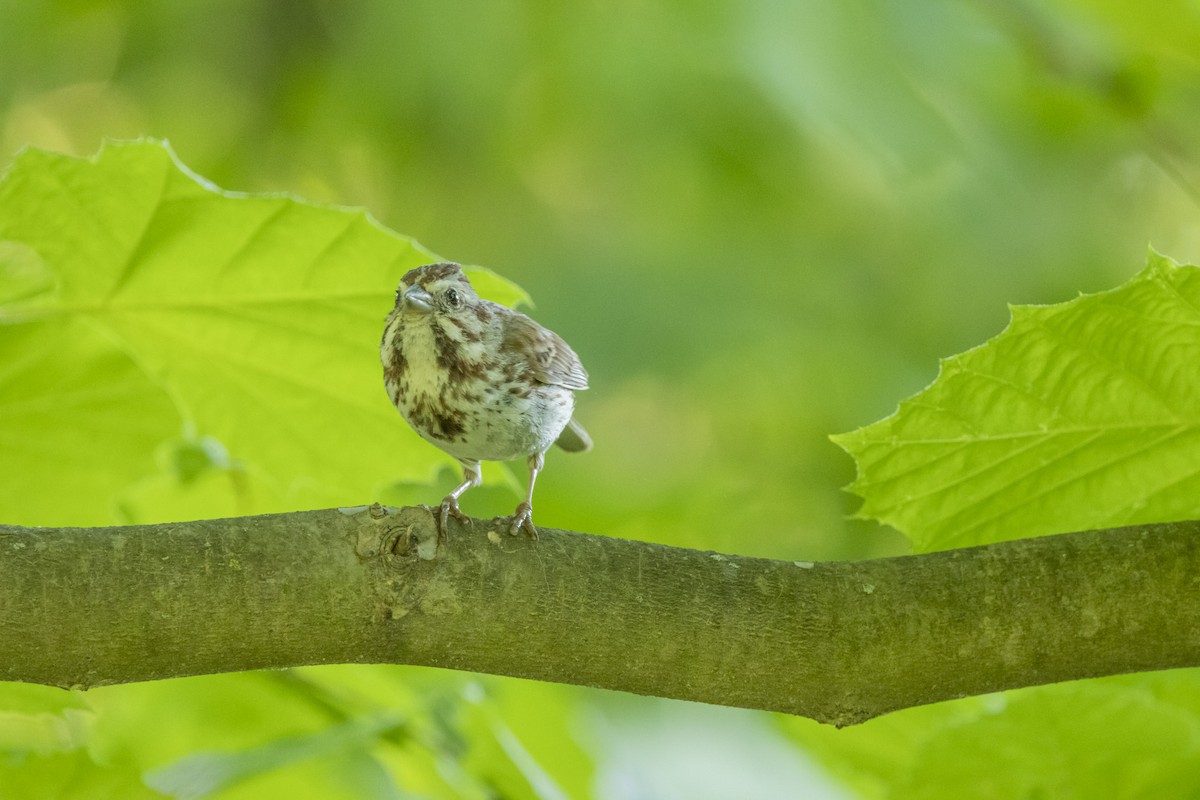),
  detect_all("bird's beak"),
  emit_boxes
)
[402,285,433,314]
